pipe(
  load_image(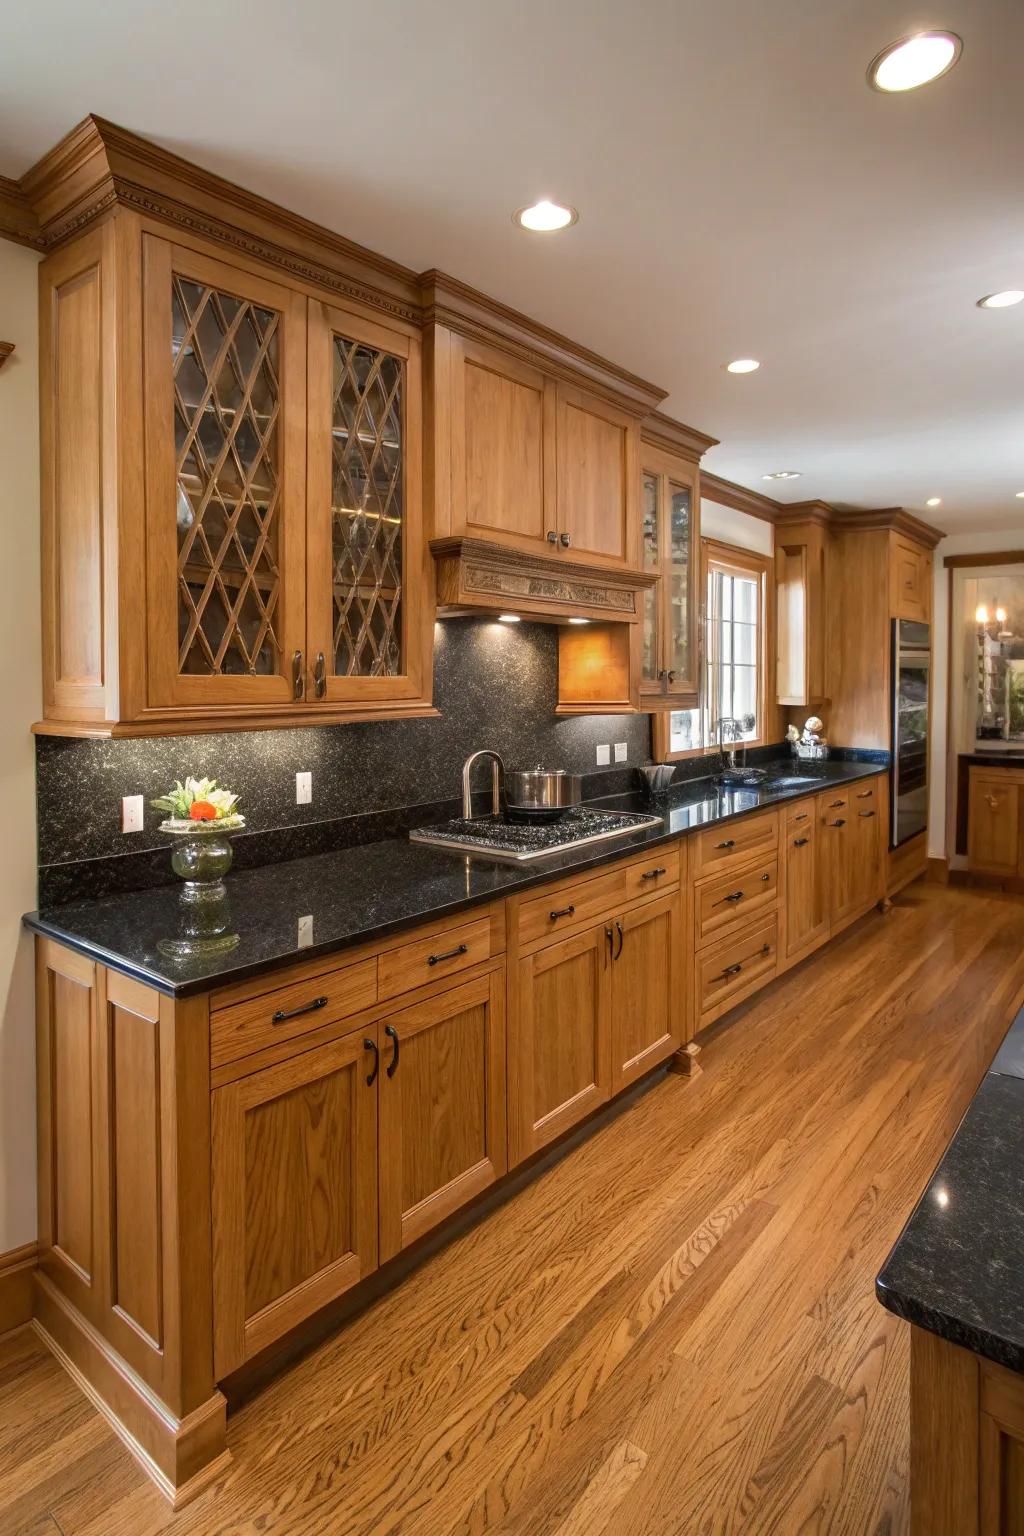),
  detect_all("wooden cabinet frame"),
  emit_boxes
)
[638,443,700,708]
